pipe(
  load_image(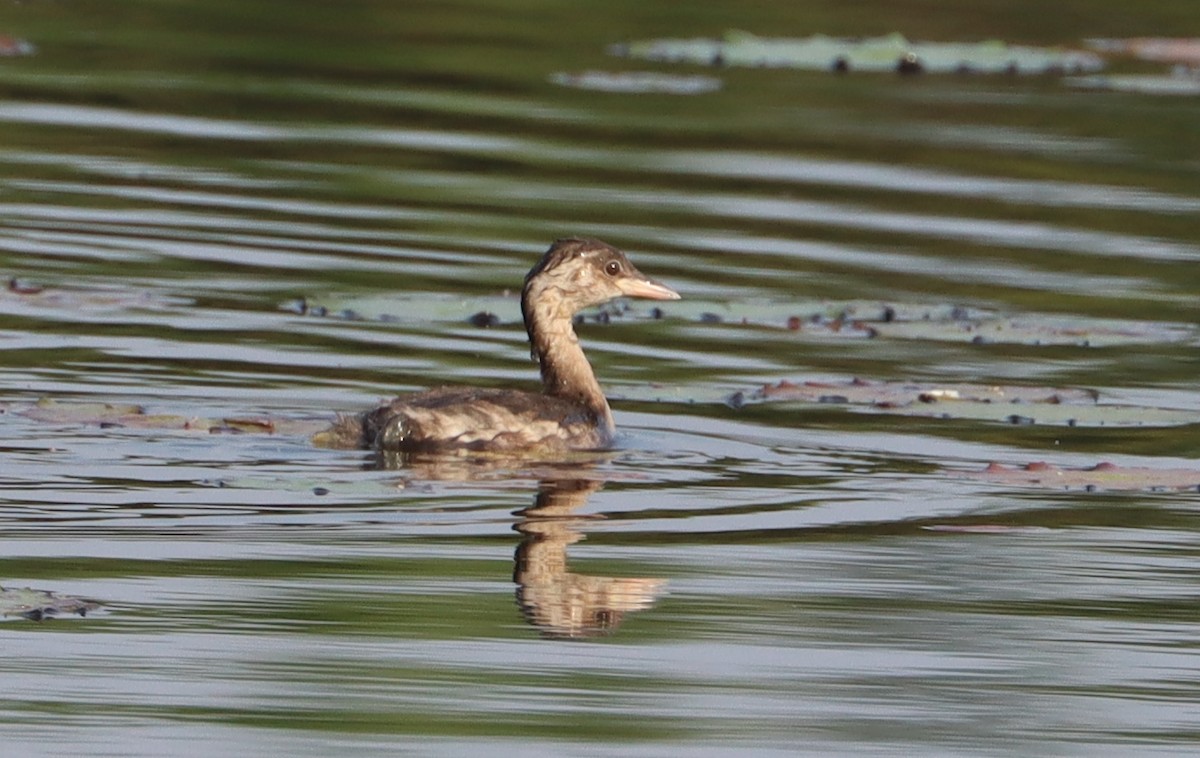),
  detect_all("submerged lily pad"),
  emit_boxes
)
[16,397,328,437]
[282,293,519,324]
[732,378,1200,428]
[0,34,36,57]
[549,70,722,94]
[1086,37,1200,65]
[289,294,1196,348]
[968,461,1200,492]
[609,31,1104,75]
[665,299,1194,347]
[743,378,1096,406]
[605,299,1192,348]
[0,278,188,312]
[0,586,99,621]
[870,313,1195,347]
